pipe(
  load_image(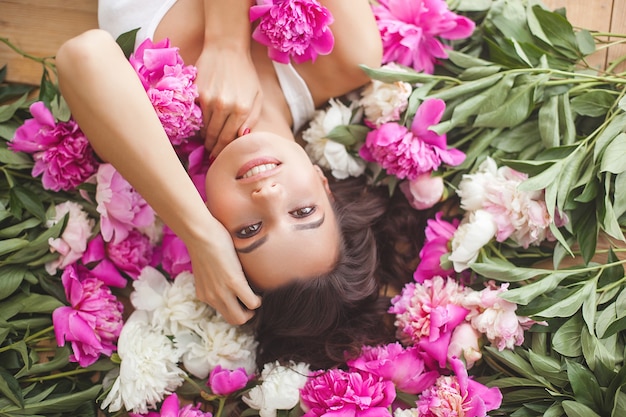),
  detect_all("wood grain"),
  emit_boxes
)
[0,0,625,85]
